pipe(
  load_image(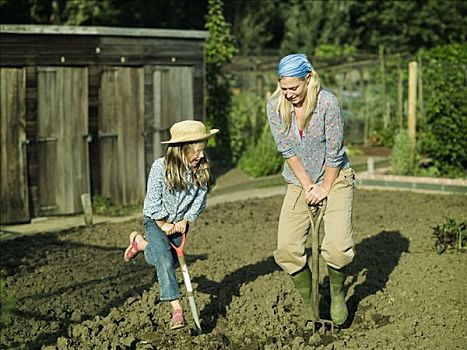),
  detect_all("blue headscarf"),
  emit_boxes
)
[277,54,313,78]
